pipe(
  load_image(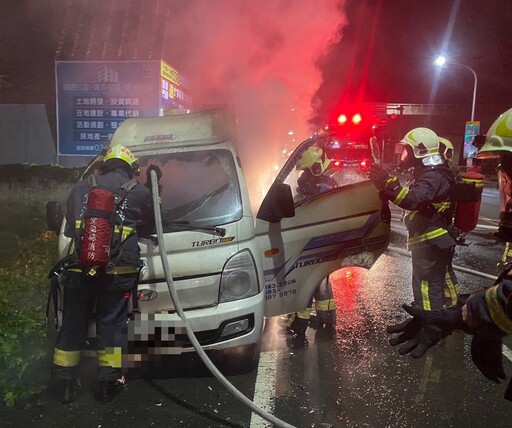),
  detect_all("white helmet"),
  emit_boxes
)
[296,146,331,176]
[400,127,440,158]
[438,137,454,161]
[477,108,512,159]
